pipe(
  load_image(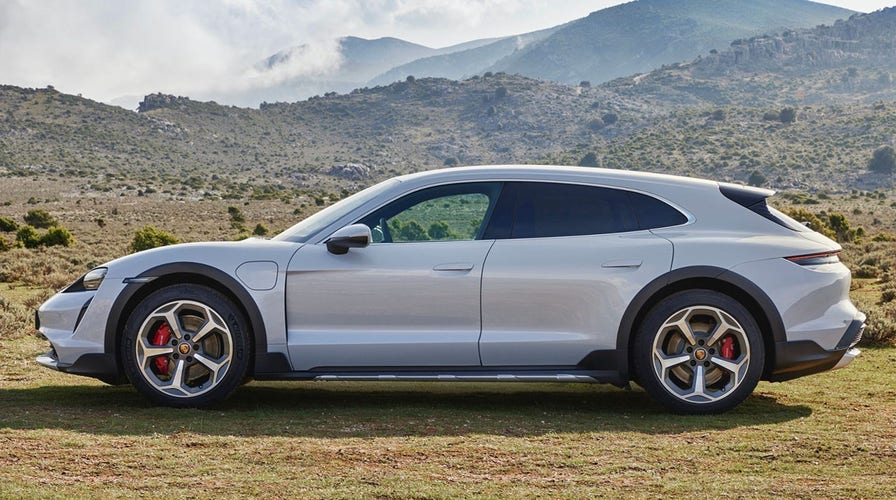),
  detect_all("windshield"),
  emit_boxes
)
[274,179,399,242]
